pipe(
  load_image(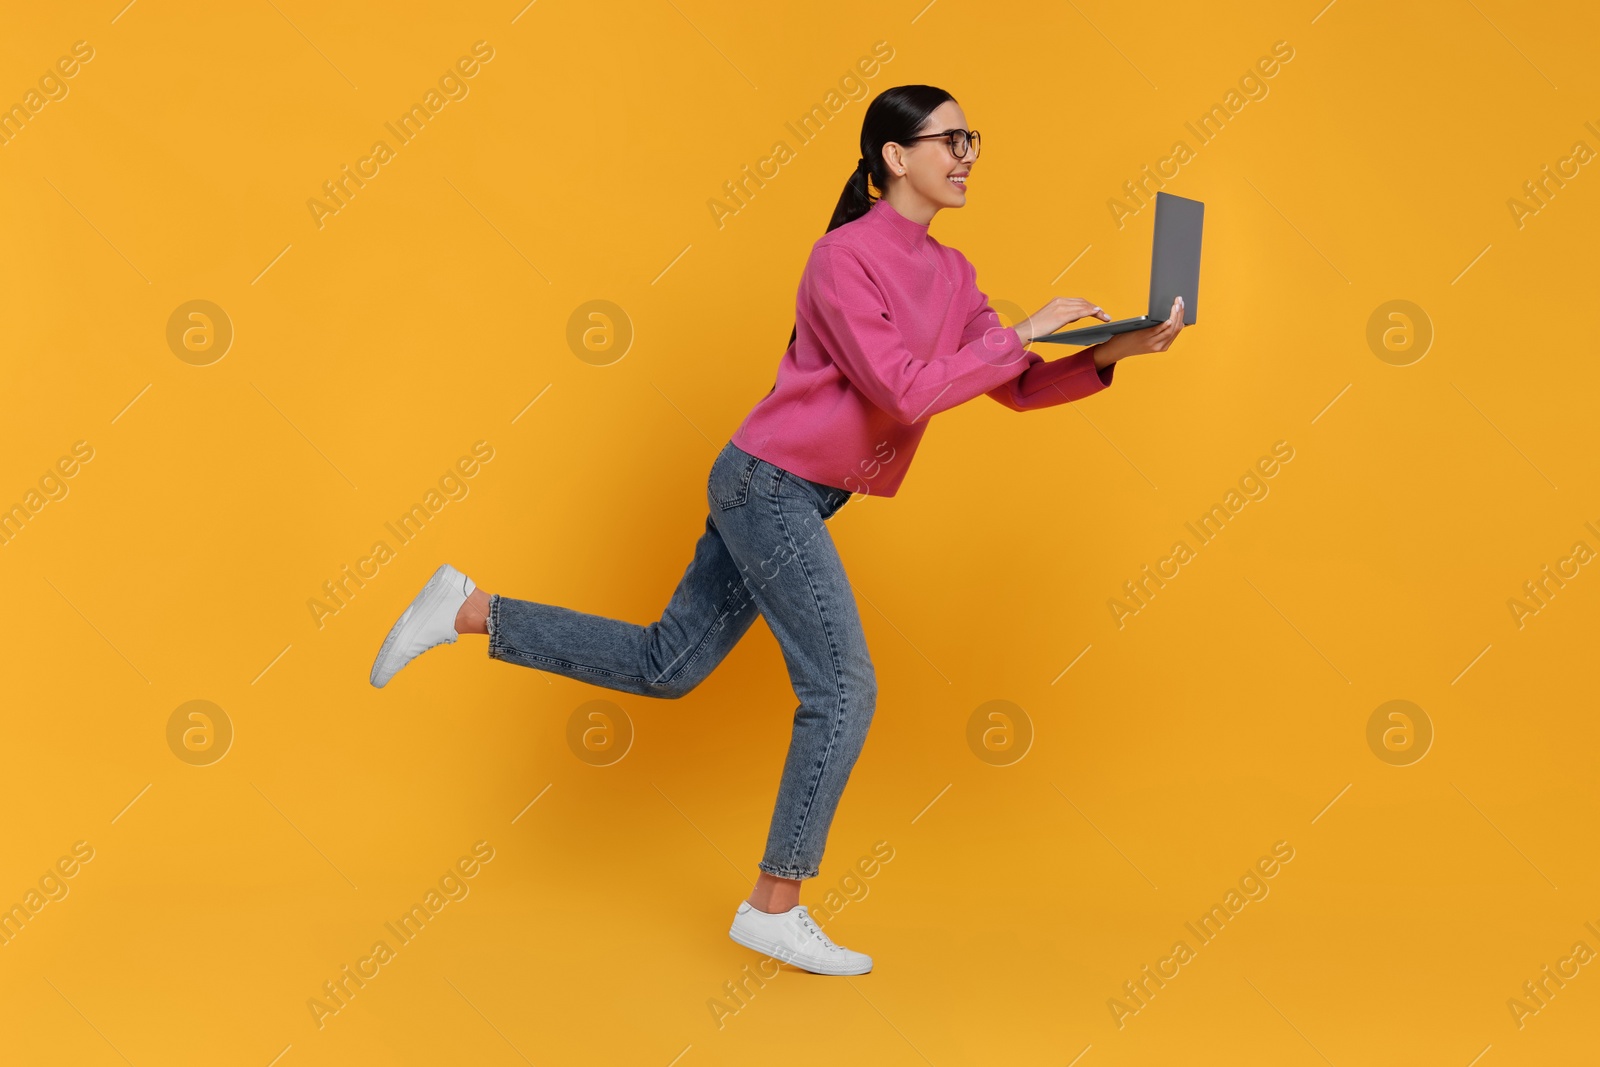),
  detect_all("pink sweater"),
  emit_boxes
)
[731,196,1115,498]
